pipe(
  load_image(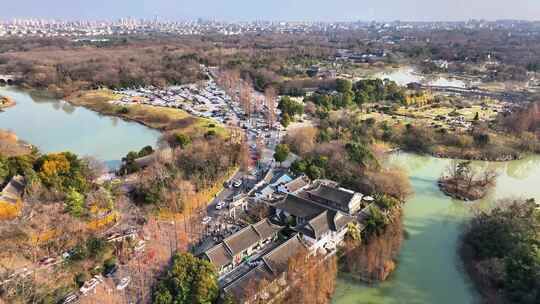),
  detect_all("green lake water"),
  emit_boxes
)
[333,152,540,304]
[0,86,160,167]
